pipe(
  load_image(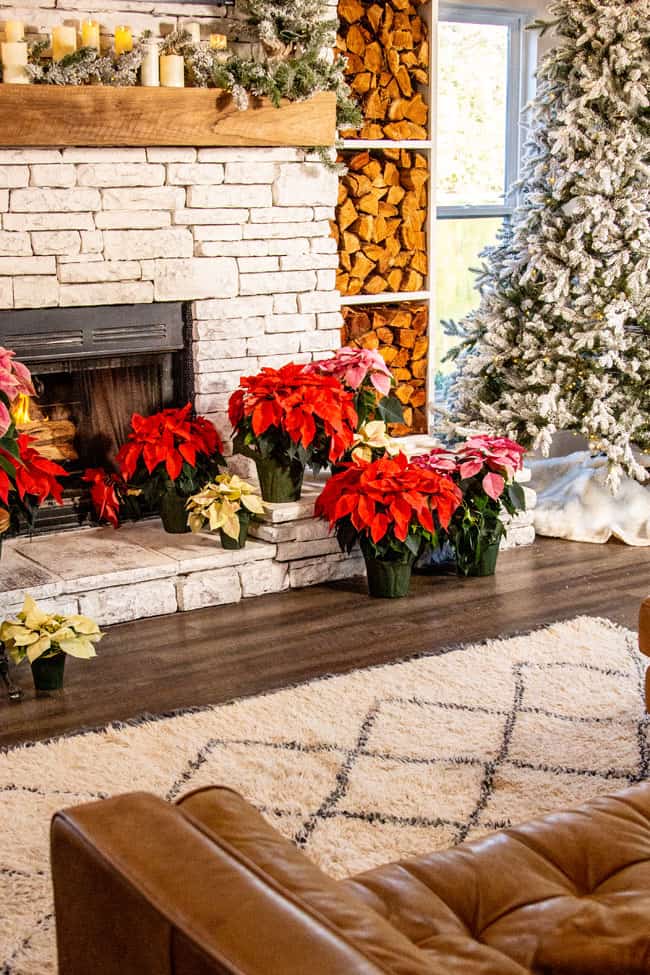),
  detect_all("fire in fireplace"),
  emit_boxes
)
[0,303,191,533]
